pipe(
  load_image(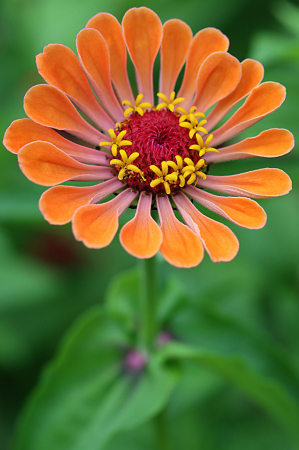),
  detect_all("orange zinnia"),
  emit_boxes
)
[3,7,293,268]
